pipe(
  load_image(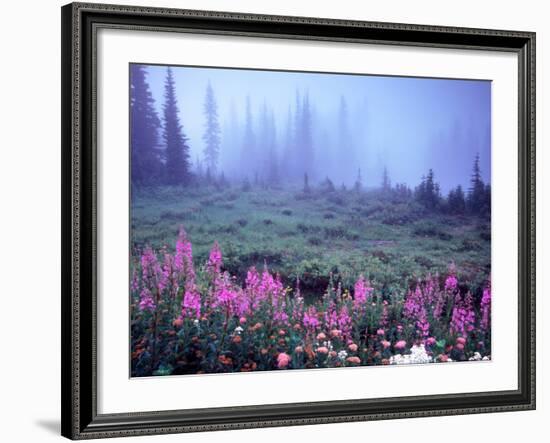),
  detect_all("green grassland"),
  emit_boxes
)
[131,184,491,298]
